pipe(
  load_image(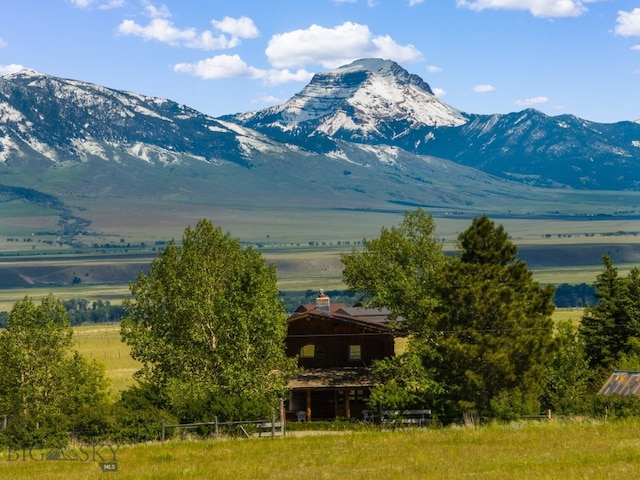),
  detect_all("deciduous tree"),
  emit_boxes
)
[341,208,445,331]
[0,295,110,446]
[121,219,296,421]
